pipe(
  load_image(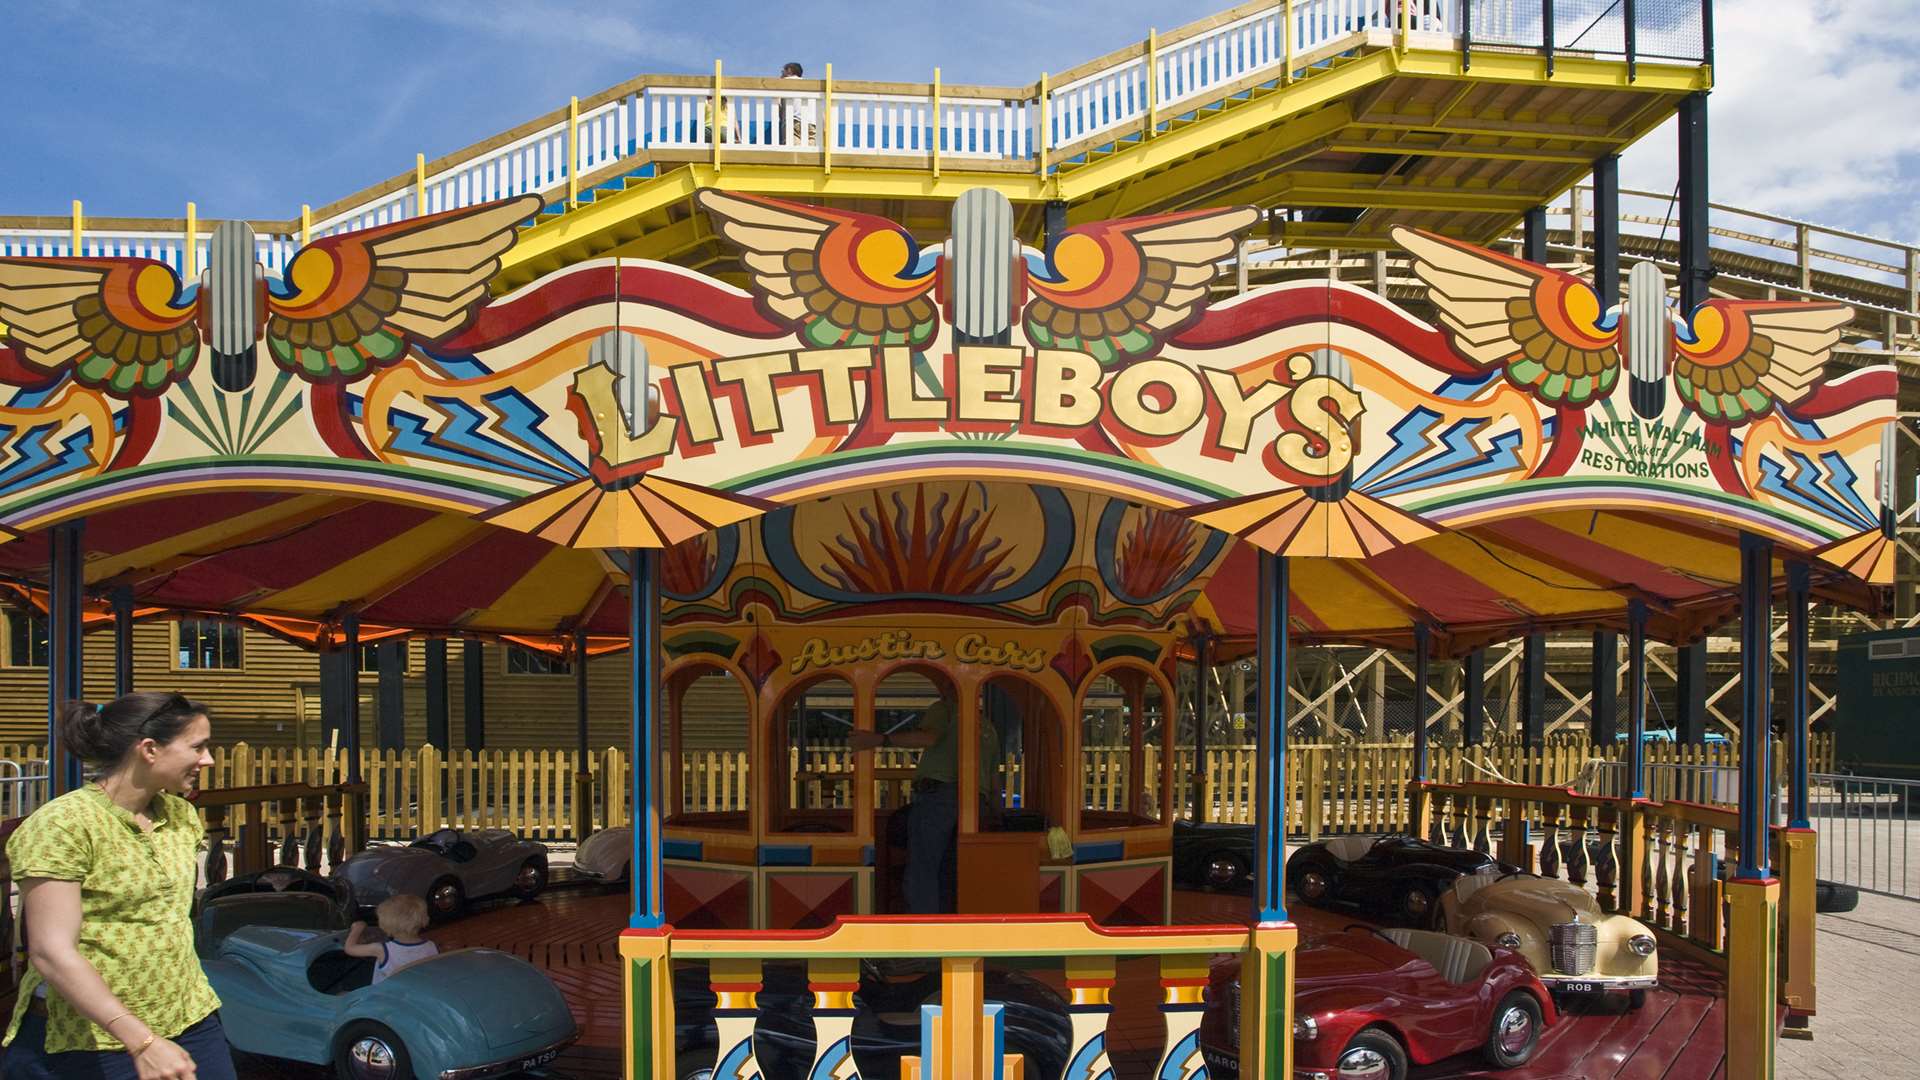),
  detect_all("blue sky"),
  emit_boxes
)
[4,0,1914,244]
